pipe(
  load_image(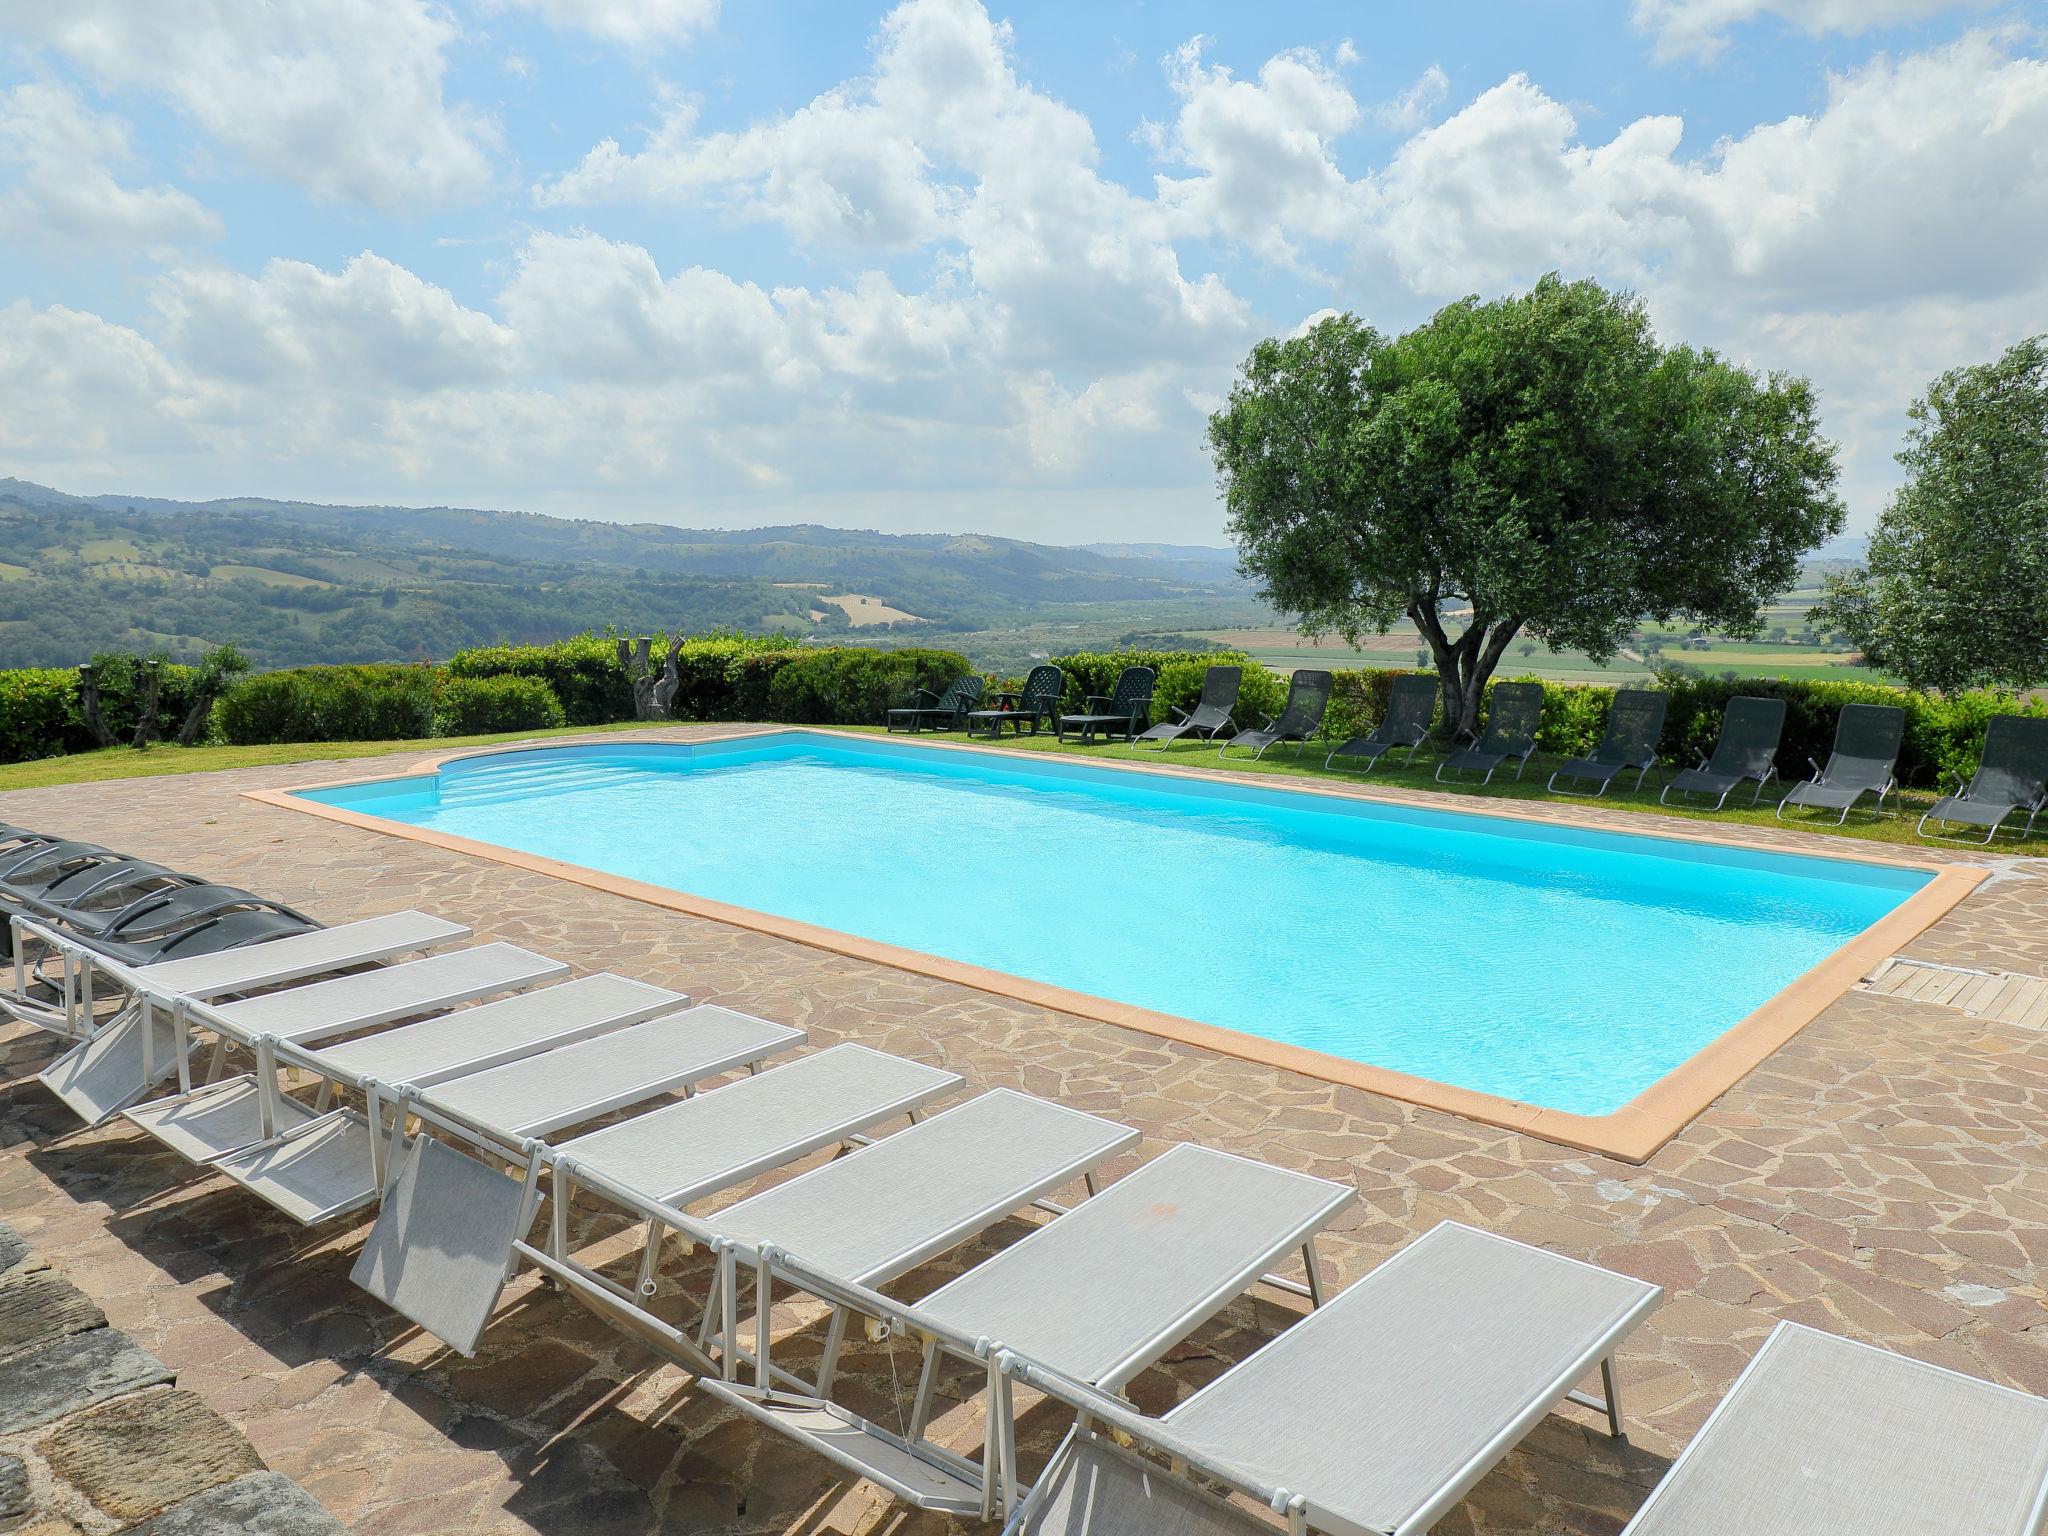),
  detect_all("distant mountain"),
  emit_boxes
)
[0,478,1253,669]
